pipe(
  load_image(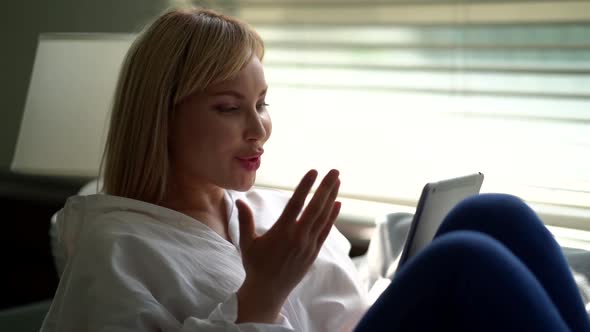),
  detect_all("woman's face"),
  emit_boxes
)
[169,56,271,191]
